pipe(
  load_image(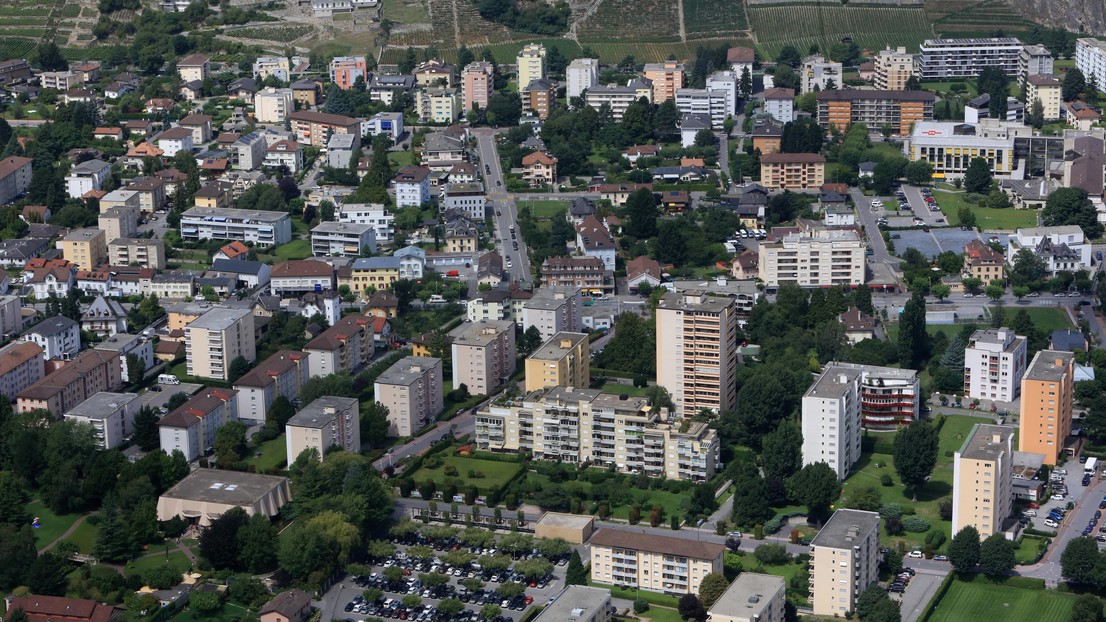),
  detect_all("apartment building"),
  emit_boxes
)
[802,365,863,480]
[655,291,739,417]
[304,314,376,377]
[917,38,1023,79]
[590,529,724,594]
[416,88,461,123]
[98,206,138,244]
[763,88,795,123]
[758,226,865,288]
[65,159,110,199]
[874,47,915,91]
[349,256,402,292]
[58,228,106,271]
[0,341,44,401]
[963,239,1004,283]
[675,88,729,129]
[1076,38,1106,94]
[158,388,239,462]
[329,56,368,89]
[393,166,431,207]
[286,396,360,463]
[233,349,310,424]
[287,110,361,147]
[178,113,213,144]
[808,509,881,616]
[16,349,122,415]
[253,56,292,81]
[63,391,140,450]
[0,156,33,204]
[707,573,787,622]
[759,153,826,190]
[541,256,605,292]
[953,423,1014,538]
[1006,225,1092,275]
[24,316,80,360]
[485,386,716,479]
[964,328,1028,402]
[270,259,335,297]
[521,79,556,120]
[442,183,488,220]
[816,90,937,136]
[1024,75,1062,121]
[906,120,1026,179]
[156,127,194,158]
[311,221,377,257]
[643,61,685,103]
[448,320,517,396]
[108,238,166,270]
[524,331,589,392]
[533,586,610,622]
[185,307,257,381]
[177,53,210,82]
[460,61,495,111]
[566,58,599,100]
[1019,350,1075,465]
[181,206,293,246]
[253,87,295,123]
[521,286,582,341]
[516,44,546,92]
[800,55,842,93]
[584,79,654,121]
[337,203,395,244]
[1019,45,1054,85]
[0,295,20,339]
[374,356,443,437]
